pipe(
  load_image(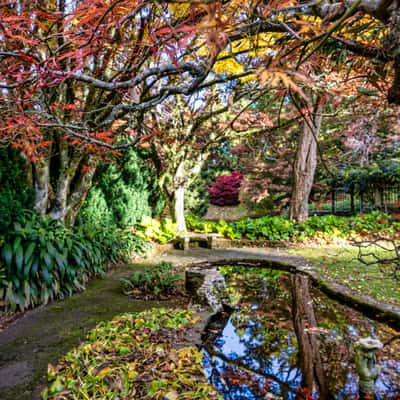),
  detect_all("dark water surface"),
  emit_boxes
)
[201,266,400,400]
